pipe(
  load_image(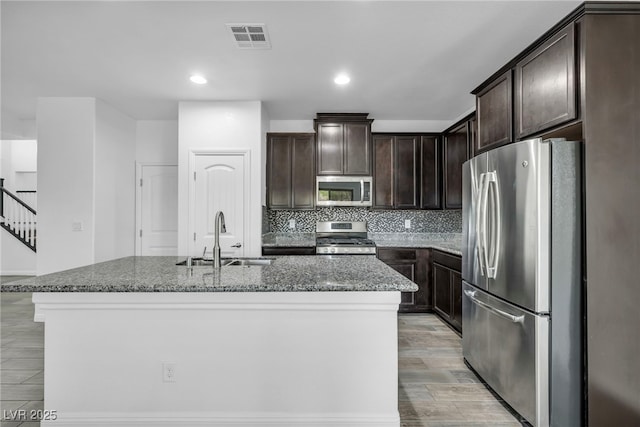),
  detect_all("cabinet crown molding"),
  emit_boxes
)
[314,113,373,123]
